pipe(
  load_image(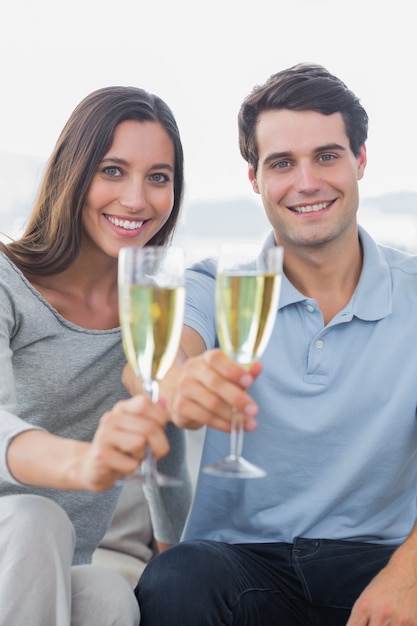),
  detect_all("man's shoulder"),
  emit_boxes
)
[186,256,217,280]
[378,243,417,275]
